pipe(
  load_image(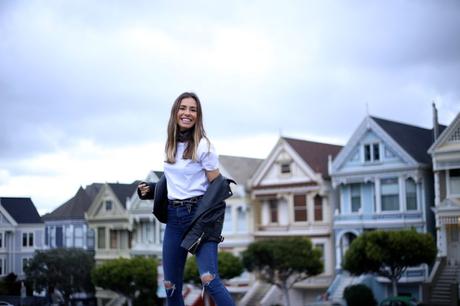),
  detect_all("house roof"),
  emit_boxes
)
[371,116,446,164]
[0,197,43,224]
[219,155,263,184]
[108,182,139,208]
[42,183,103,221]
[283,137,343,178]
